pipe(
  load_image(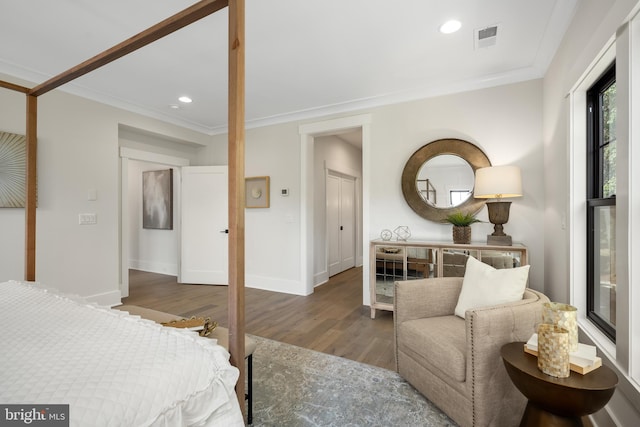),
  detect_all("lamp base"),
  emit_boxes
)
[487,234,512,246]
